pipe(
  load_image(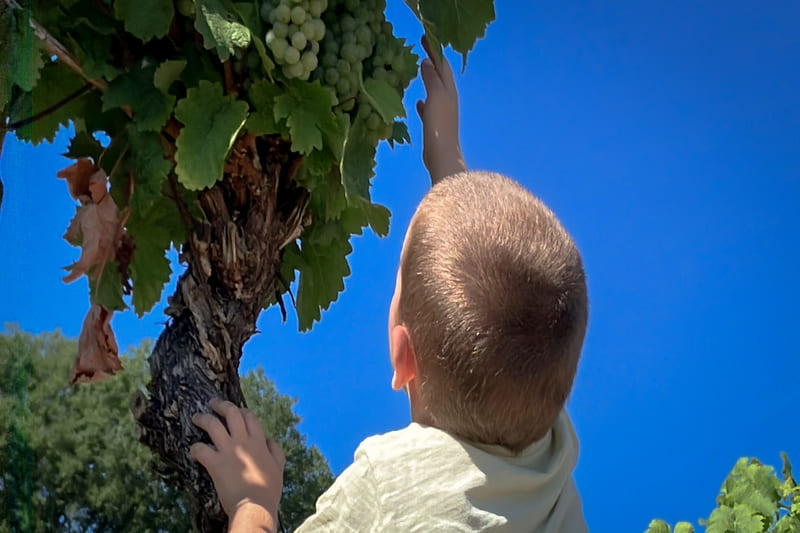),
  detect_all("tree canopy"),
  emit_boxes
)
[0,328,333,531]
